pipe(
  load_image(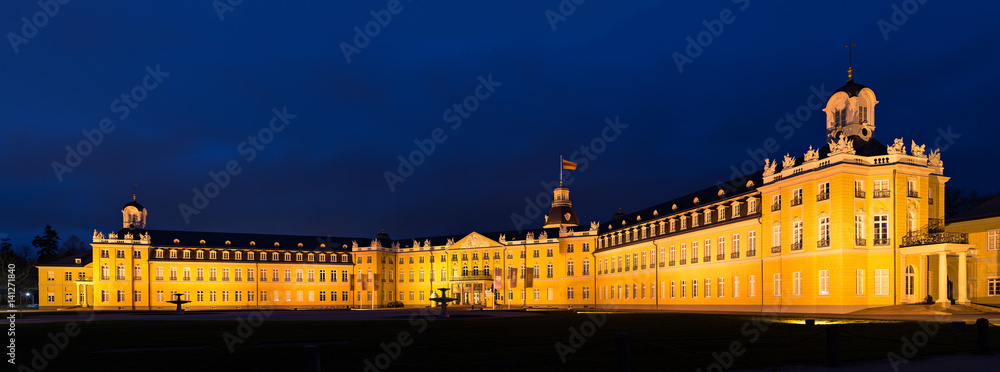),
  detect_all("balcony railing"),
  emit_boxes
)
[155,276,163,281]
[771,246,781,254]
[873,238,891,246]
[855,238,866,246]
[717,254,725,261]
[855,189,865,198]
[691,257,699,264]
[771,203,781,212]
[668,261,675,267]
[790,242,803,251]
[101,276,110,280]
[816,191,830,201]
[874,189,891,198]
[747,250,756,257]
[817,239,830,248]
[902,232,970,247]
[730,252,740,259]
[907,190,919,198]
[703,256,711,263]
[679,259,687,265]
[790,197,803,207]
[453,275,492,281]
[659,262,665,268]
